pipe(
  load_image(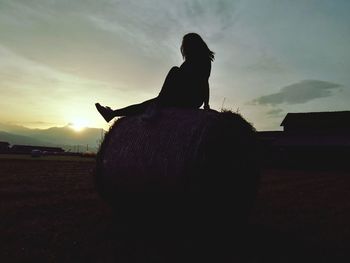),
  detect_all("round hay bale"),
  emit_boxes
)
[94,108,259,237]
